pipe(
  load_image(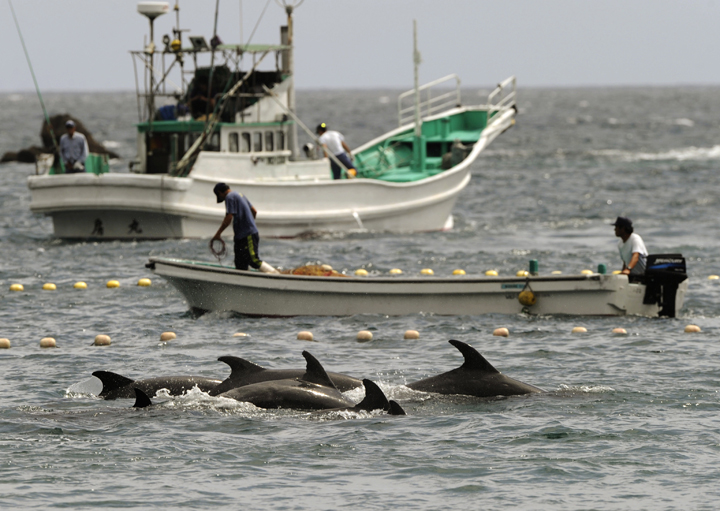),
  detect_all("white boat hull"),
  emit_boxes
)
[28,166,468,239]
[27,103,515,239]
[148,258,688,318]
